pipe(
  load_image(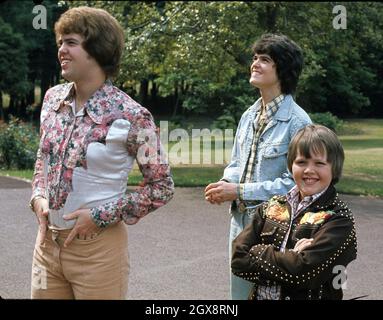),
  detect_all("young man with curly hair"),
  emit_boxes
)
[30,6,174,299]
